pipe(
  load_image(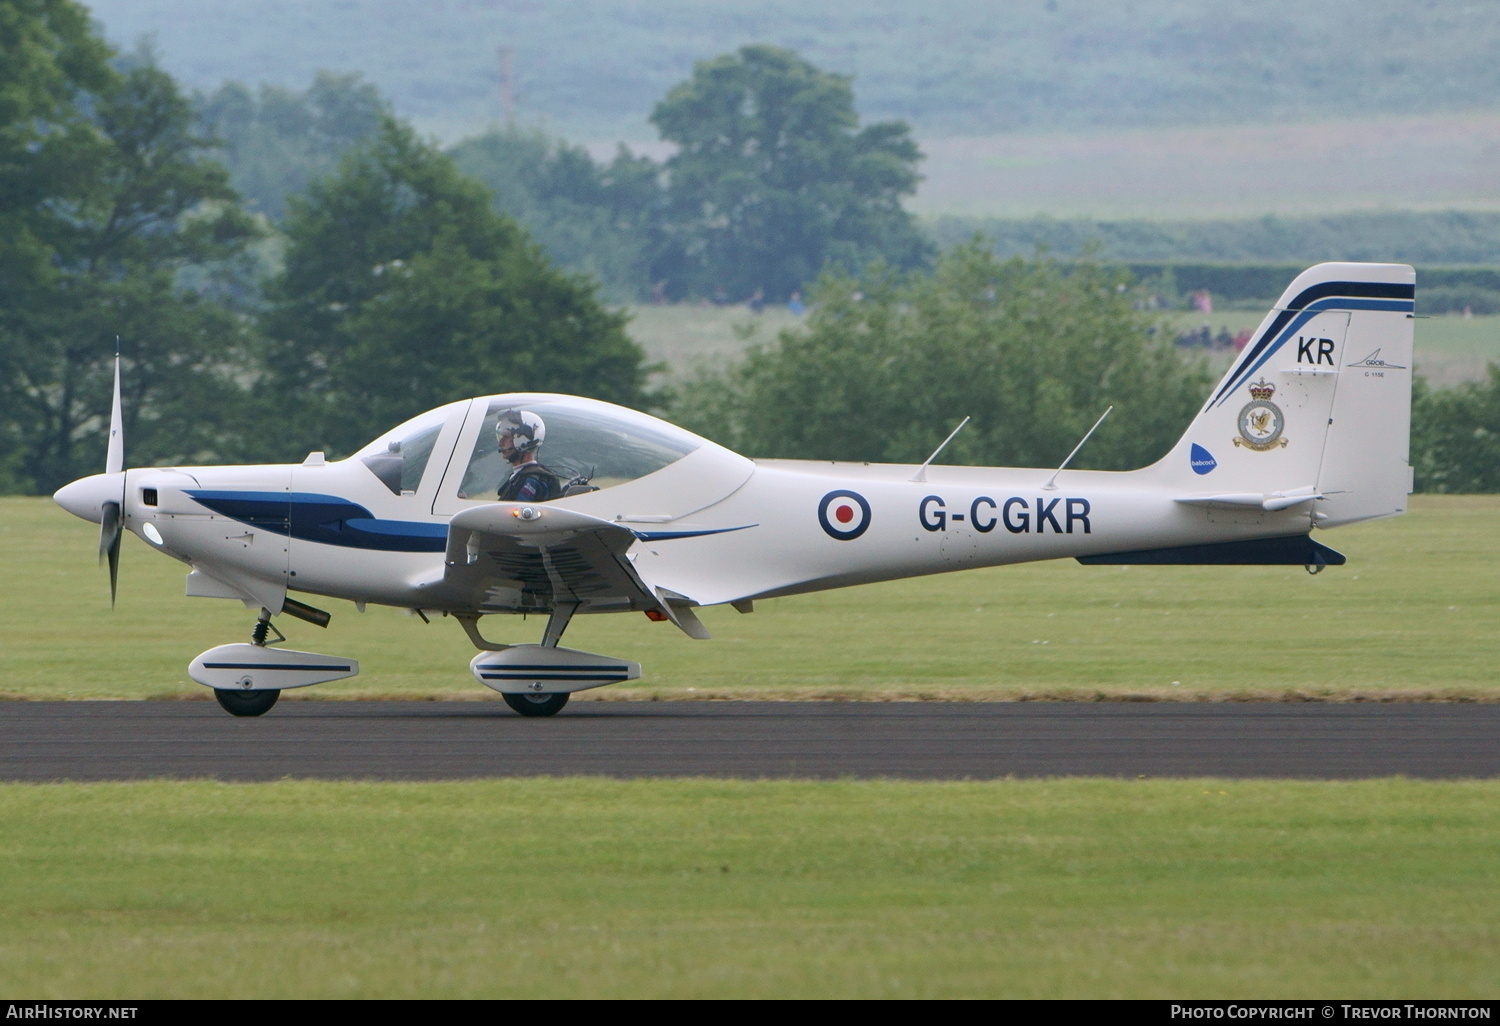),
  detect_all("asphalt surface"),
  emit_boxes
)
[1,700,1496,781]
